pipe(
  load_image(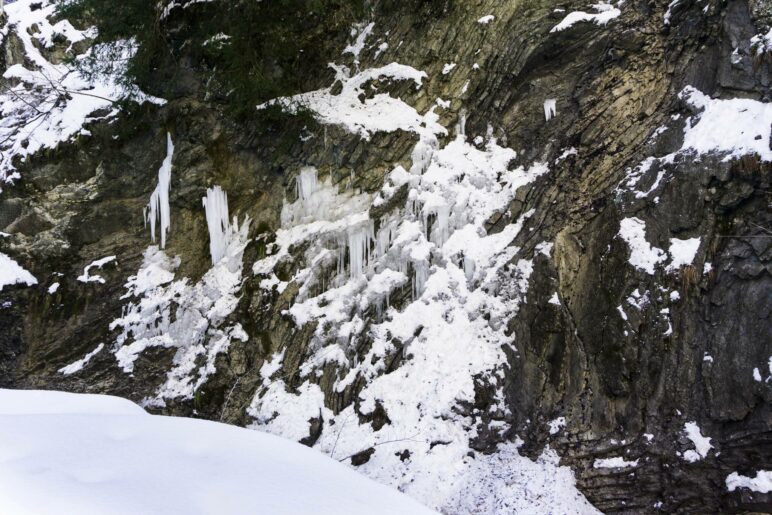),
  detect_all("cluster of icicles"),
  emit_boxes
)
[144,133,237,266]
